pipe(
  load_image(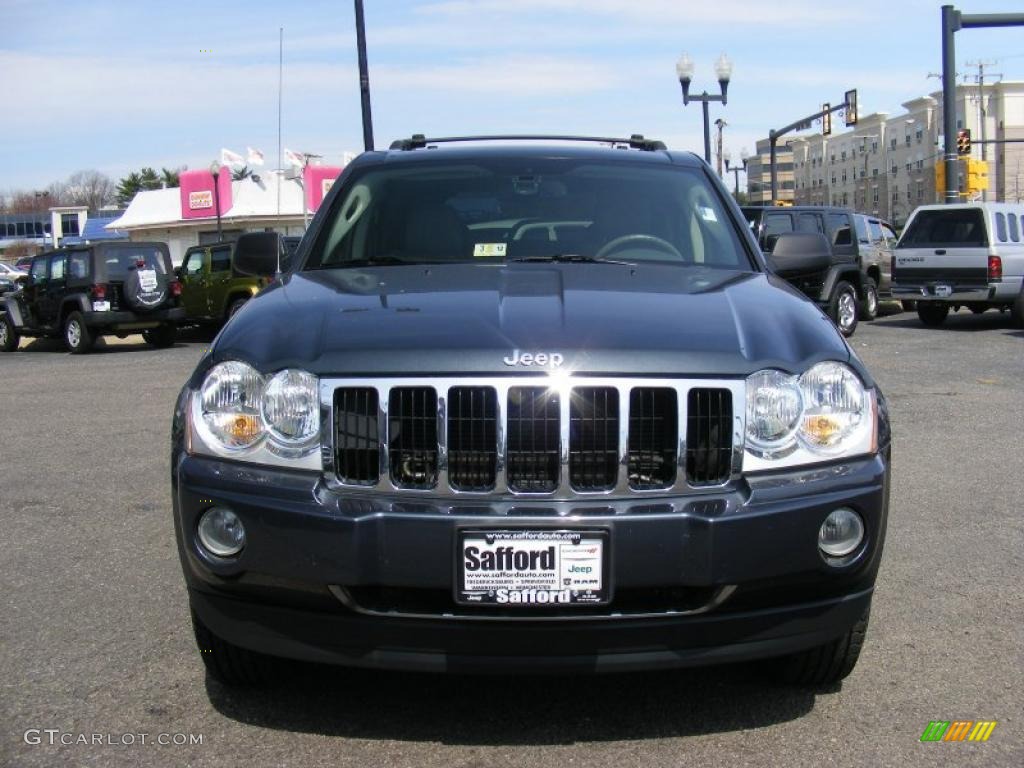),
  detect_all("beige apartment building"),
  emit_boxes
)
[760,82,1024,226]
